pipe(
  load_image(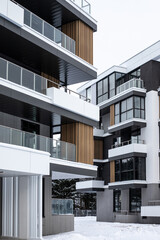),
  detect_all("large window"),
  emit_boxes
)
[130,189,141,213]
[113,190,121,212]
[97,77,108,104]
[114,96,145,124]
[115,157,146,182]
[96,72,125,104]
[129,68,141,80]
